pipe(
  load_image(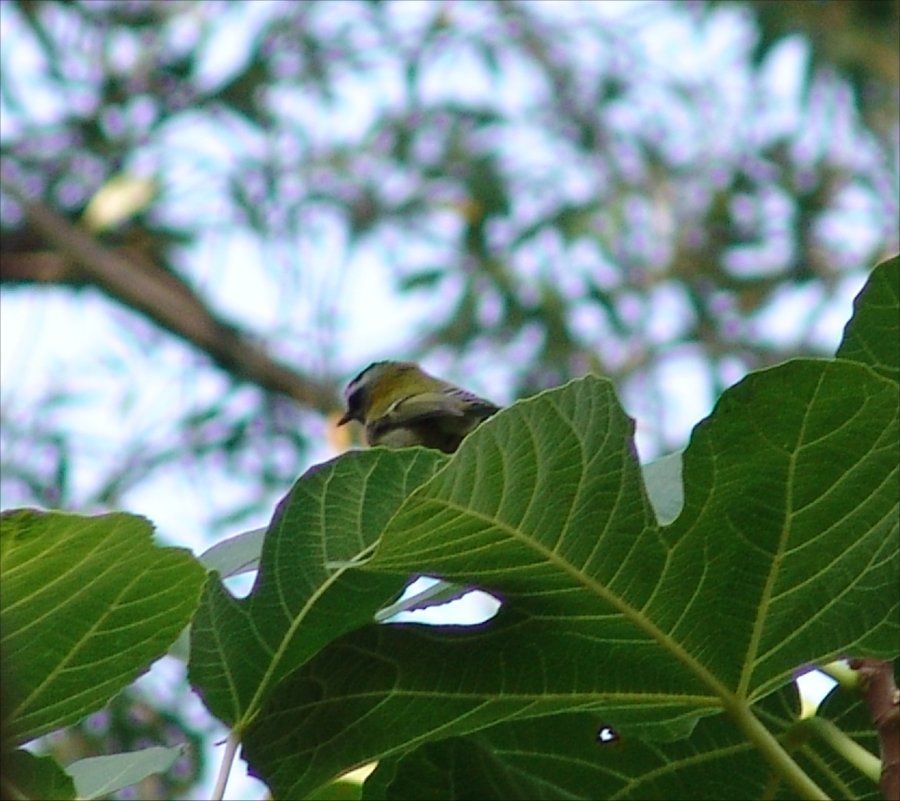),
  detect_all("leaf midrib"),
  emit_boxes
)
[236,540,380,731]
[423,497,737,706]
